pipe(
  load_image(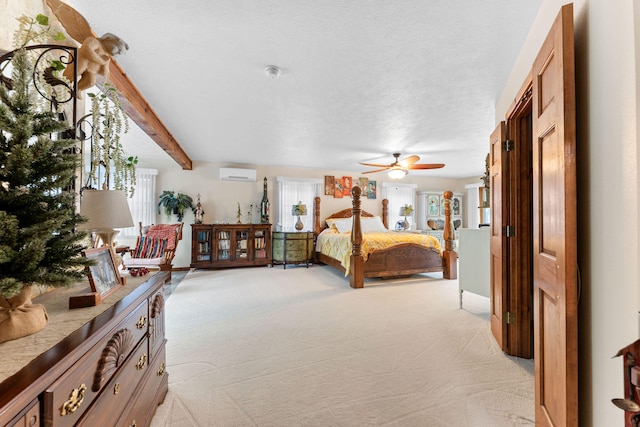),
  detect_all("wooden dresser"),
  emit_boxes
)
[0,272,169,427]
